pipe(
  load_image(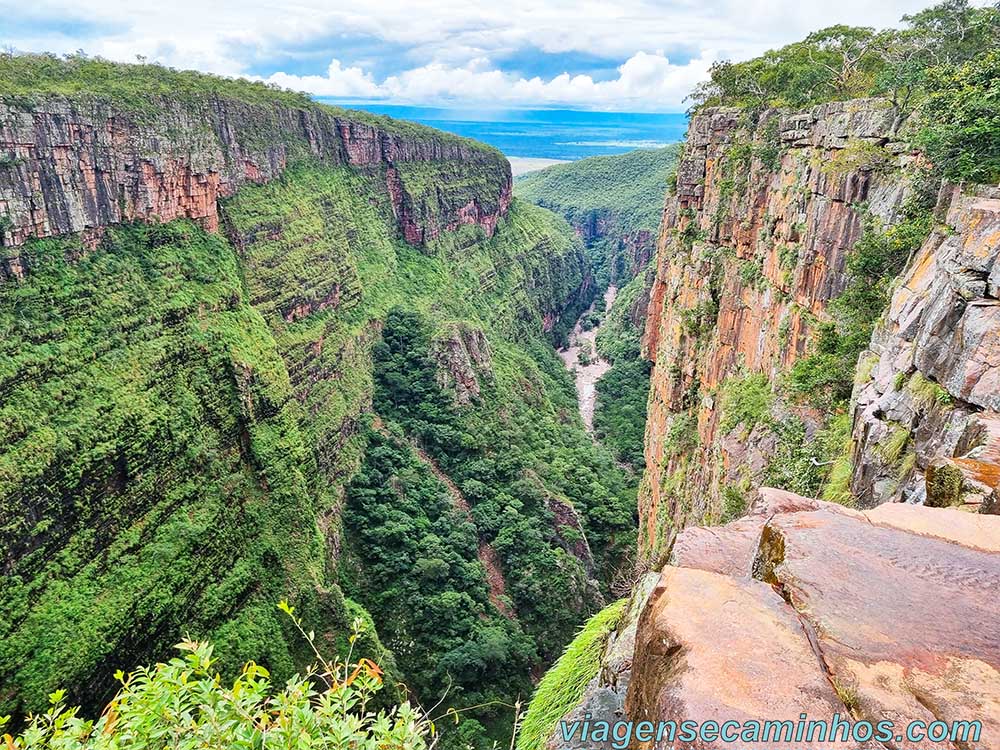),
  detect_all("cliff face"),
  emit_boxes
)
[851,185,1000,510]
[0,95,511,278]
[639,99,914,561]
[0,87,611,720]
